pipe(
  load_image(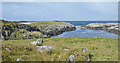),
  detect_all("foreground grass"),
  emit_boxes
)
[2,37,118,61]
